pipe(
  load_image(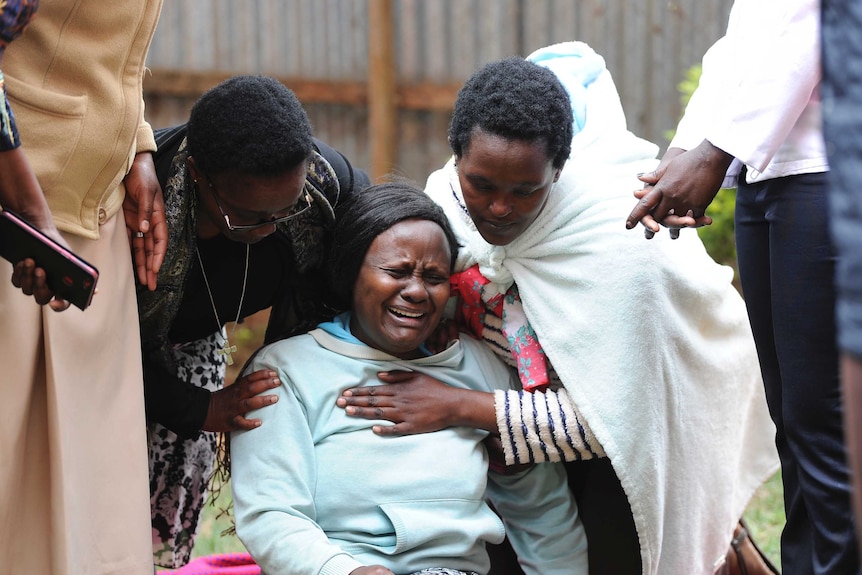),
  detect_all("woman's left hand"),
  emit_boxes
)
[202,369,281,432]
[337,371,460,435]
[123,151,167,290]
[337,370,498,435]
